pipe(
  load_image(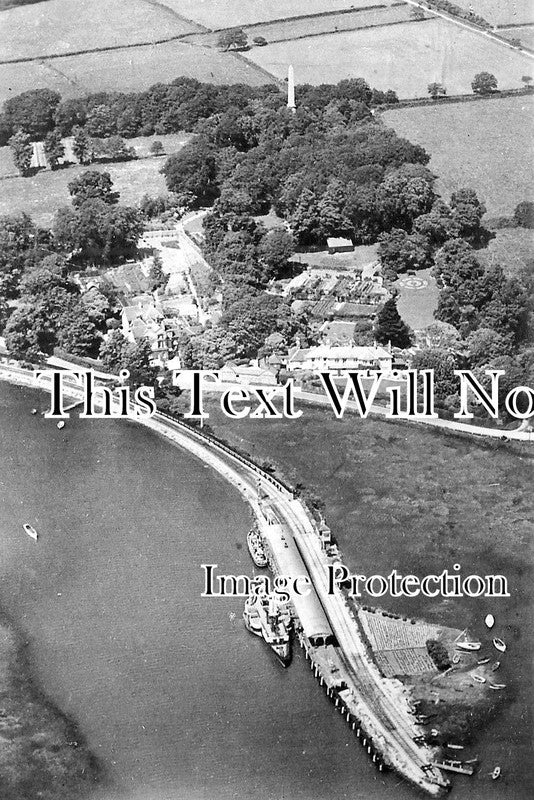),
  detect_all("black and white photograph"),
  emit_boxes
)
[0,2,532,799]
